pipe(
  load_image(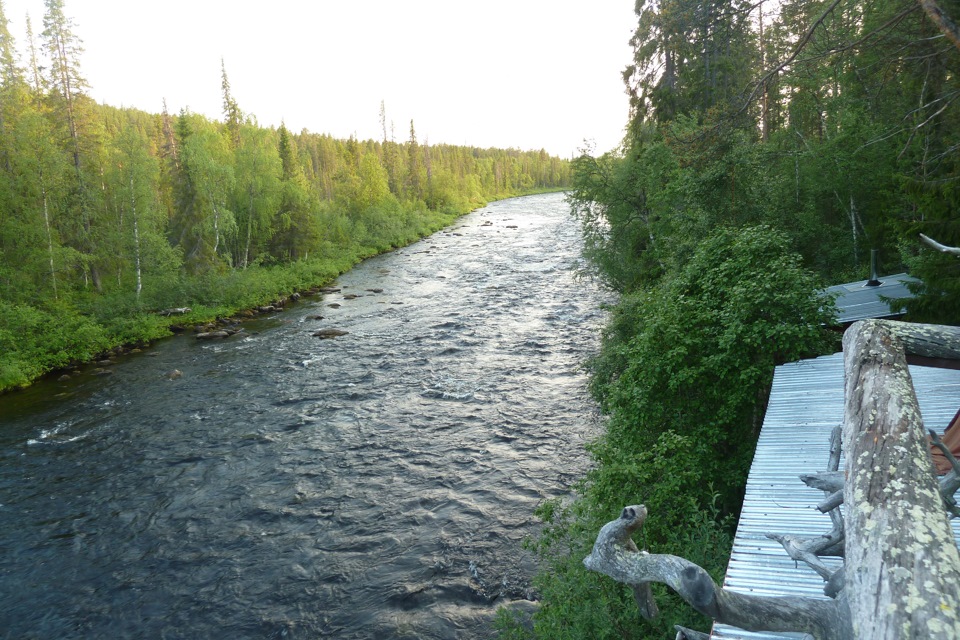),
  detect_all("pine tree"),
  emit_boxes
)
[406,119,422,199]
[220,58,242,149]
